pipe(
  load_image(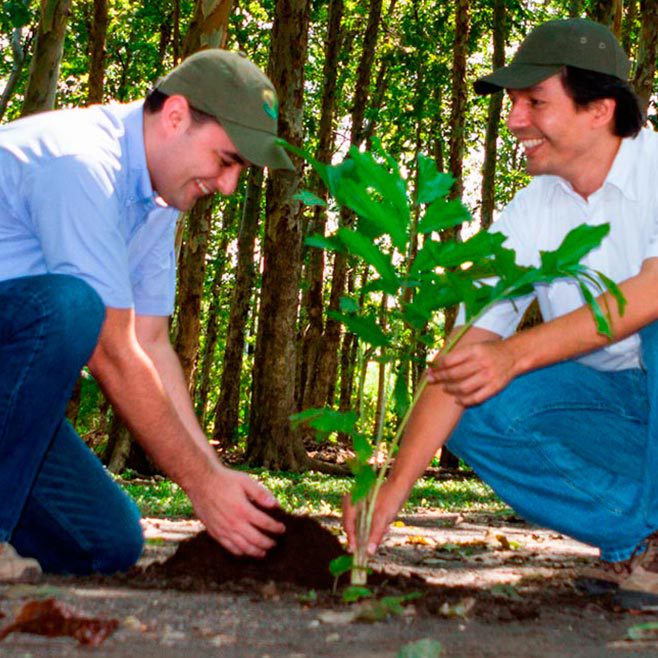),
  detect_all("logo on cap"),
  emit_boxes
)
[262,89,278,120]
